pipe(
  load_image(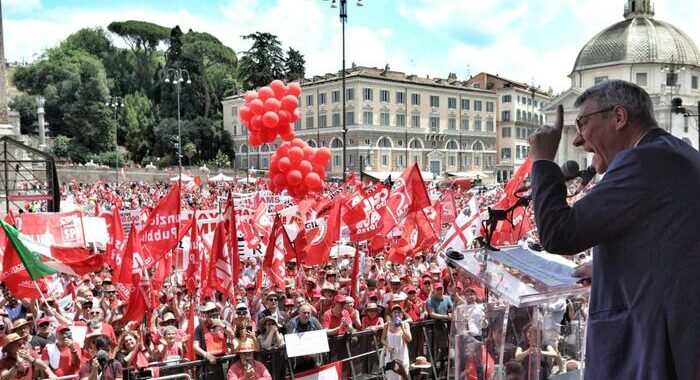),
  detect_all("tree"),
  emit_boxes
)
[237,32,285,90]
[122,92,158,163]
[9,94,38,134]
[158,26,203,120]
[284,47,306,81]
[51,135,71,158]
[183,142,197,165]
